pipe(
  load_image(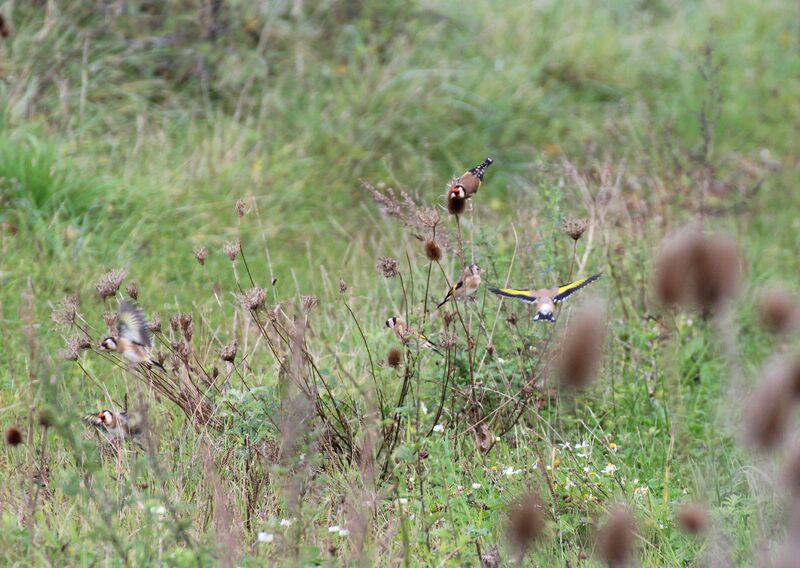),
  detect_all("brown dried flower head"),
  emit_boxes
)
[561,218,588,241]
[223,239,241,262]
[424,240,443,262]
[234,197,251,218]
[51,295,78,326]
[784,441,800,497]
[60,344,79,361]
[557,303,606,389]
[506,491,545,561]
[676,503,708,535]
[597,505,636,568]
[758,286,799,334]
[126,281,139,300]
[103,311,118,334]
[376,257,400,278]
[743,358,796,451]
[301,295,319,314]
[239,287,266,311]
[219,339,238,363]
[418,208,440,229]
[169,314,181,332]
[387,347,402,368]
[5,426,23,447]
[0,15,10,39]
[38,410,53,428]
[194,246,209,266]
[339,278,348,295]
[149,313,162,334]
[479,545,501,568]
[95,268,127,300]
[439,331,458,349]
[179,313,193,331]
